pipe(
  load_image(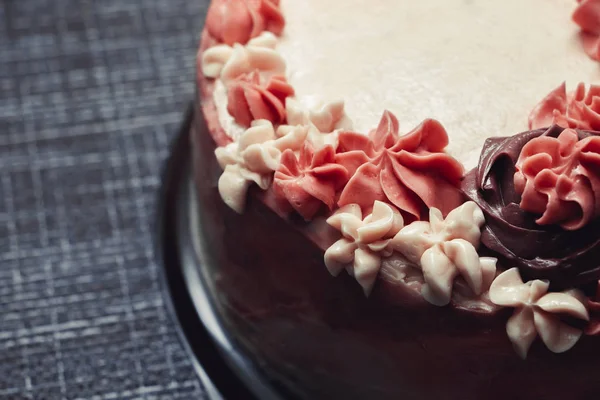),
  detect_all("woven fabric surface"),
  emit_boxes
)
[0,0,207,398]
